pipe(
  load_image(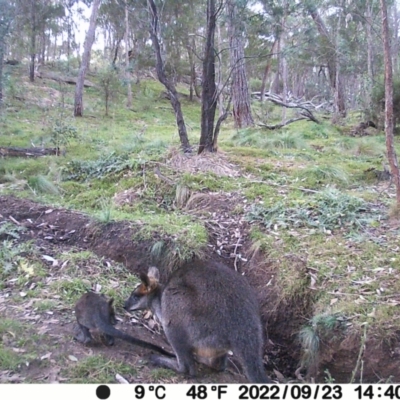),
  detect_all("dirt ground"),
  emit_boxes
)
[1,194,400,384]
